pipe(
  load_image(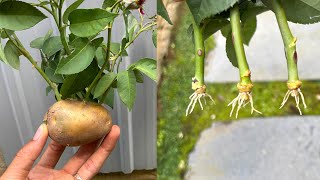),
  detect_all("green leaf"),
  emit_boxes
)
[46,86,52,96]
[69,9,117,37]
[133,69,144,83]
[45,60,64,83]
[110,42,128,56]
[56,38,96,74]
[0,42,8,65]
[220,25,230,38]
[4,40,21,69]
[102,0,117,9]
[60,60,99,98]
[0,29,14,39]
[152,29,157,48]
[242,17,257,45]
[226,32,238,68]
[93,72,116,98]
[0,1,47,30]
[91,37,104,48]
[63,0,85,24]
[203,18,229,40]
[186,0,239,25]
[100,87,114,108]
[117,70,136,110]
[123,11,138,42]
[262,0,320,24]
[132,58,157,81]
[42,36,63,56]
[30,37,45,49]
[157,0,173,25]
[96,47,107,67]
